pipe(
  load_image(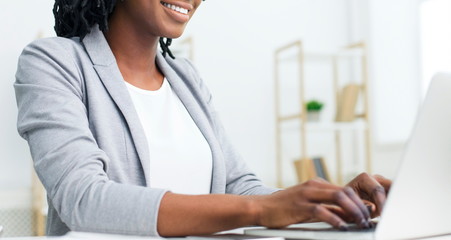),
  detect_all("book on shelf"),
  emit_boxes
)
[294,158,315,183]
[312,157,330,181]
[335,83,360,122]
[294,157,330,183]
